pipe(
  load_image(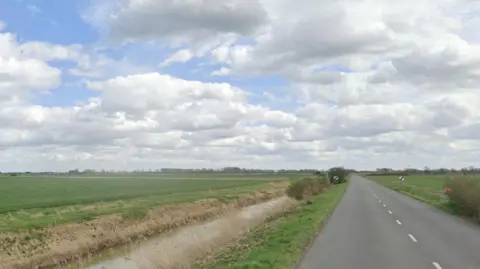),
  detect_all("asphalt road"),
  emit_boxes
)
[297,175,480,269]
